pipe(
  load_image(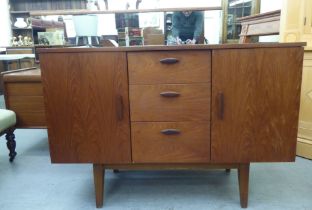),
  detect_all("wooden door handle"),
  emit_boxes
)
[116,95,123,121]
[161,129,181,135]
[160,58,179,64]
[160,91,180,97]
[218,92,224,120]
